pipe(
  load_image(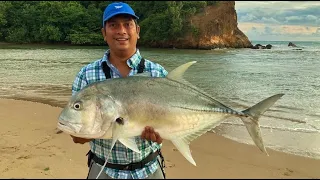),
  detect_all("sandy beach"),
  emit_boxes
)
[1,98,320,179]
